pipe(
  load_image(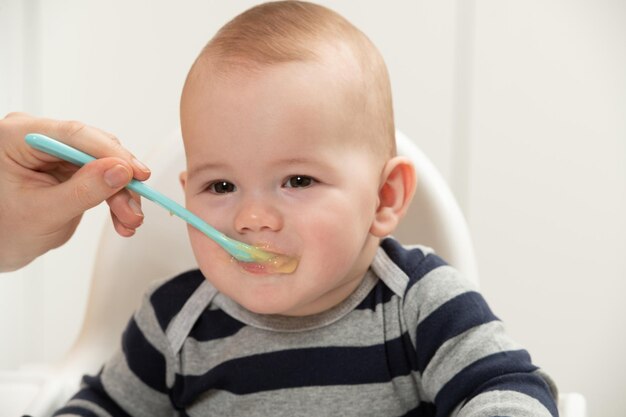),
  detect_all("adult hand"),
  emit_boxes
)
[0,112,151,272]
